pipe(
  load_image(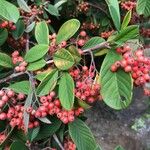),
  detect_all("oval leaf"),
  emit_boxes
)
[136,0,150,17]
[24,44,49,63]
[53,48,74,70]
[12,19,25,40]
[56,19,80,44]
[0,0,20,23]
[100,50,133,110]
[25,21,35,33]
[10,141,28,150]
[69,118,97,150]
[113,25,139,45]
[37,69,58,96]
[45,4,60,16]
[0,52,13,68]
[105,0,120,30]
[17,0,31,13]
[35,21,49,45]
[0,29,8,46]
[83,37,105,50]
[9,81,30,94]
[27,59,46,71]
[59,72,75,110]
[121,10,132,30]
